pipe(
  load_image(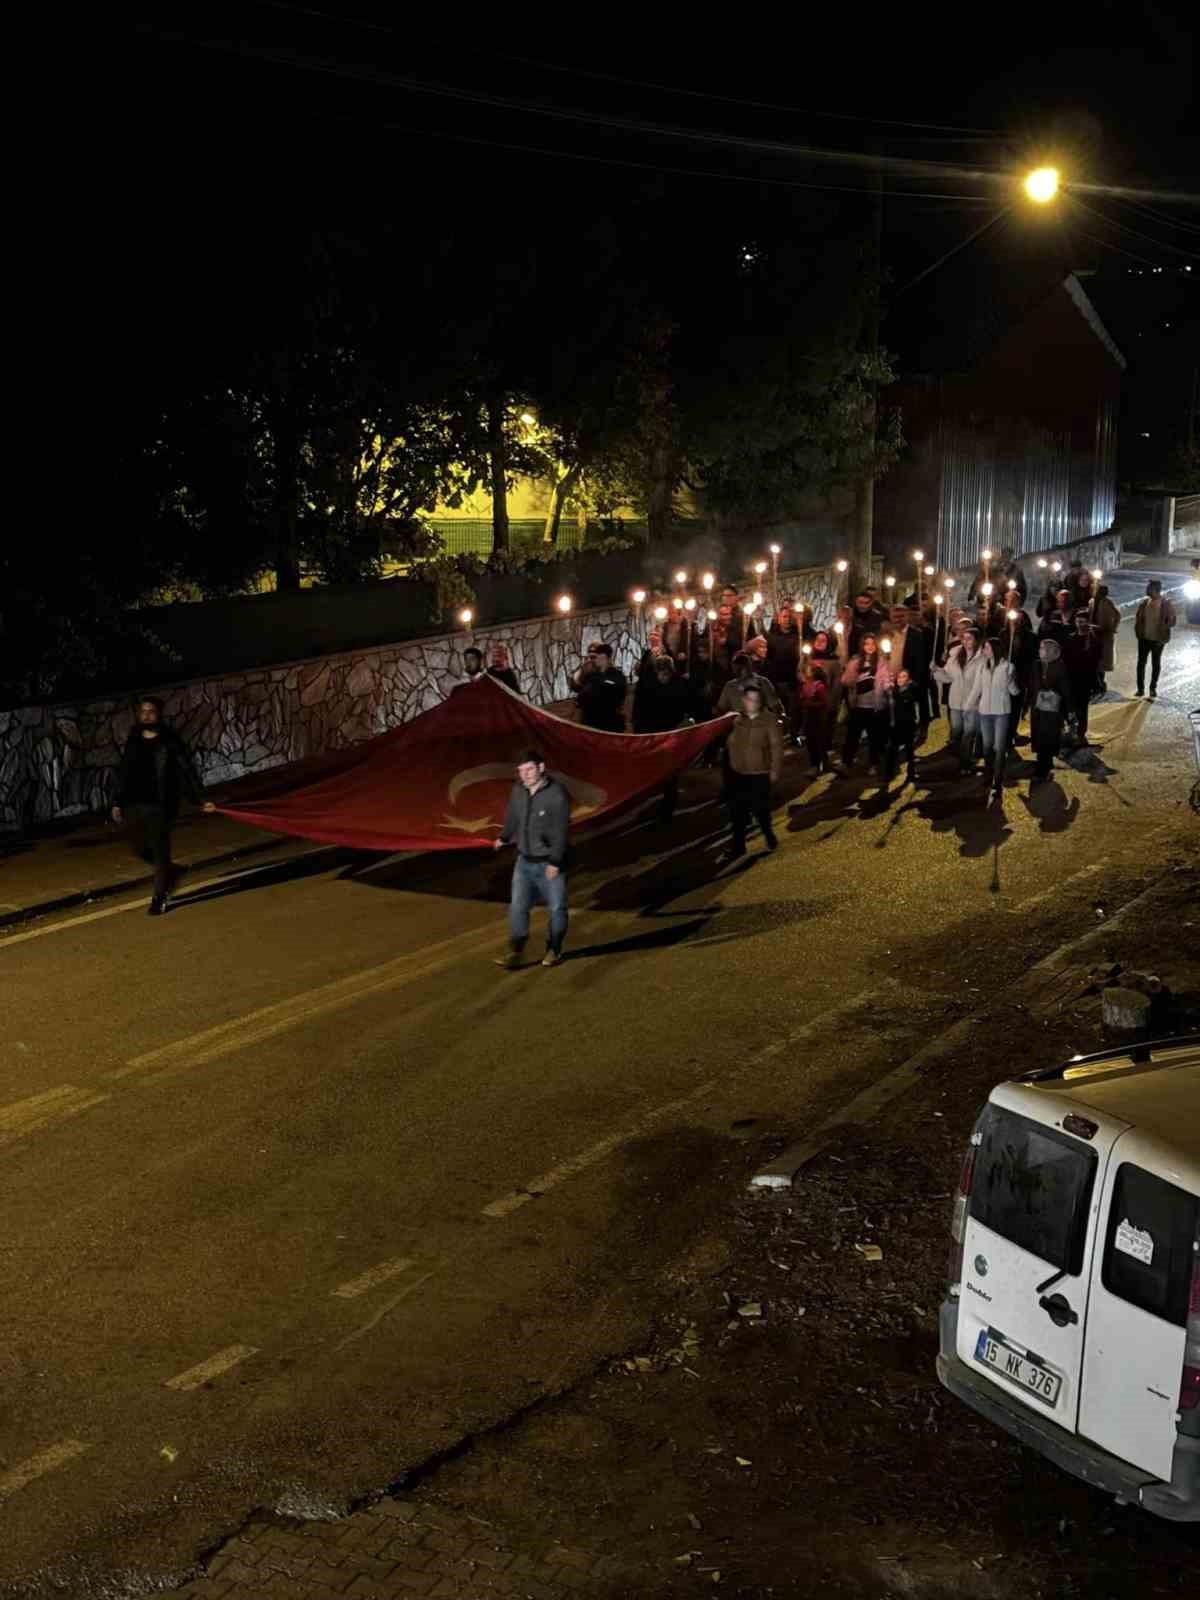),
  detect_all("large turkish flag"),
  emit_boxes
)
[212,676,732,853]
